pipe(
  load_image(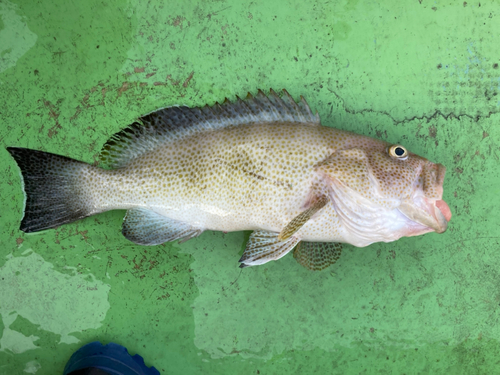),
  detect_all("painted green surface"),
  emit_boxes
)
[1,0,499,374]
